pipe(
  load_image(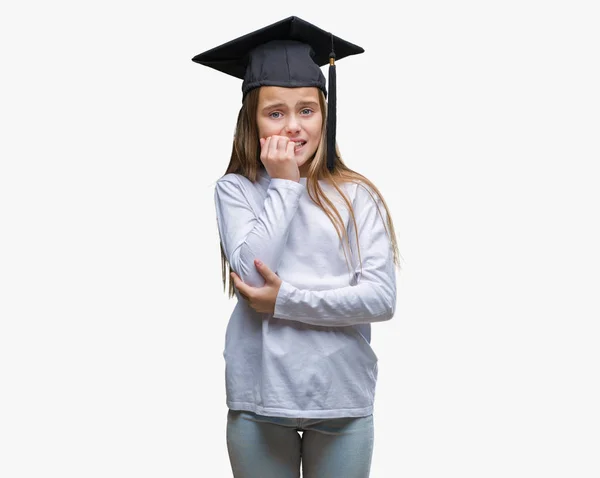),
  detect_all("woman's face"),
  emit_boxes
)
[256,86,323,176]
